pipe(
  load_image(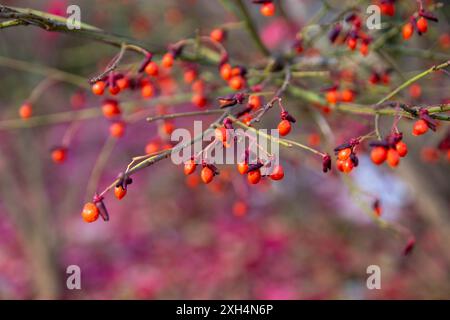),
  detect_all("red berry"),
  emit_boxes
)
[192,79,205,94]
[215,127,228,143]
[409,83,422,99]
[232,201,248,217]
[210,28,226,42]
[145,61,159,76]
[387,149,400,167]
[359,42,369,56]
[402,23,414,40]
[145,141,159,154]
[340,89,354,102]
[116,77,130,90]
[341,158,354,173]
[220,63,232,81]
[92,81,106,95]
[162,53,174,68]
[192,94,207,108]
[184,69,197,84]
[347,38,357,50]
[102,100,121,119]
[141,84,155,98]
[110,121,126,138]
[114,185,127,200]
[395,141,408,157]
[370,146,387,165]
[229,76,245,90]
[326,90,339,104]
[81,202,99,223]
[248,95,262,110]
[19,103,32,119]
[237,163,249,175]
[184,159,197,175]
[201,166,214,184]
[416,17,428,34]
[338,148,352,161]
[247,169,262,184]
[51,148,67,164]
[277,120,291,136]
[270,165,284,181]
[161,121,175,135]
[260,2,275,17]
[412,119,428,136]
[108,85,120,95]
[380,2,395,16]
